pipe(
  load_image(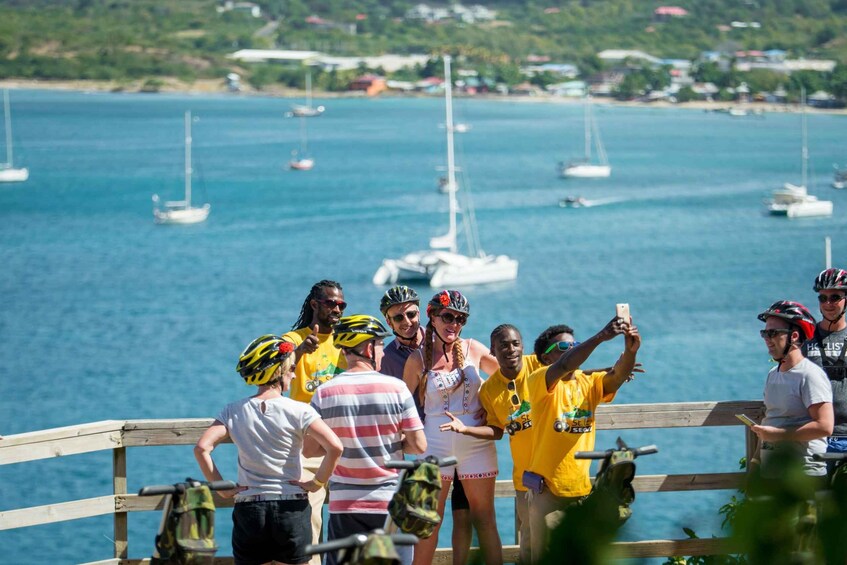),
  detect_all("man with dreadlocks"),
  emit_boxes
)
[754,300,833,479]
[803,268,847,467]
[282,279,348,565]
[403,290,503,565]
